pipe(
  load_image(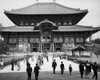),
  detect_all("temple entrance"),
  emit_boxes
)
[42,43,50,52]
[54,43,62,52]
[18,42,30,52]
[31,43,39,52]
[38,19,57,52]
